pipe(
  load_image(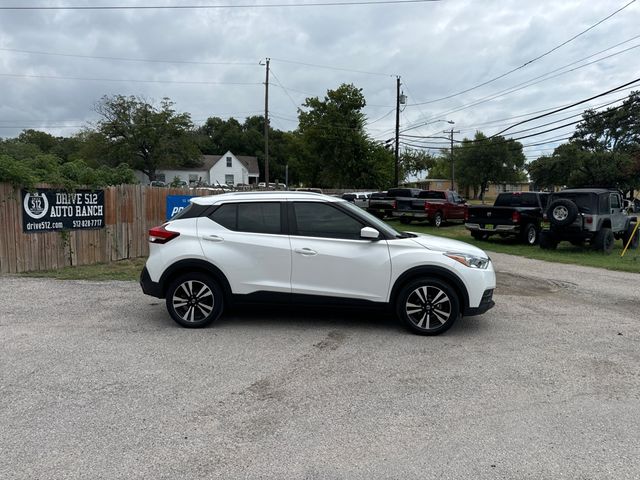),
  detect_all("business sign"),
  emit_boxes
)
[22,188,105,233]
[166,195,195,220]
